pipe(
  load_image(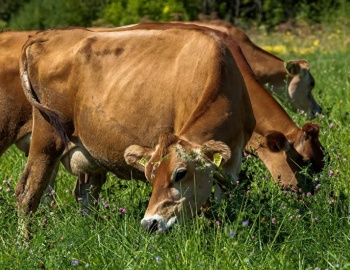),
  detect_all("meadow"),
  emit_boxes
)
[0,22,349,269]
